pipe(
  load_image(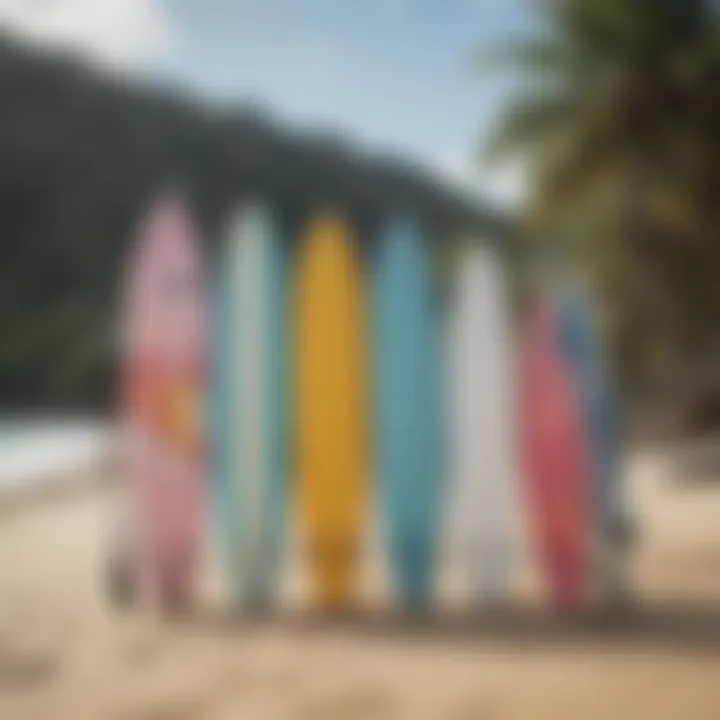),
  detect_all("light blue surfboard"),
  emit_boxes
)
[372,218,444,611]
[211,203,289,608]
[556,286,625,594]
